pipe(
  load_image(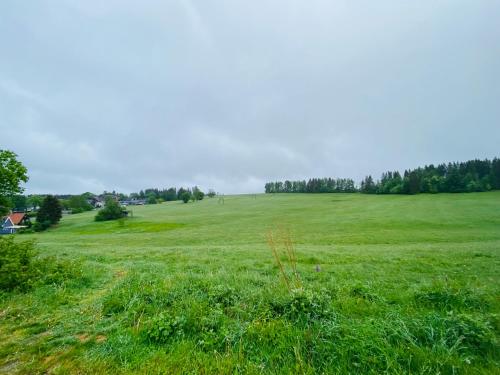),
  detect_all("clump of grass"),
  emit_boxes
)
[101,272,172,318]
[414,283,487,312]
[269,288,334,323]
[350,285,381,302]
